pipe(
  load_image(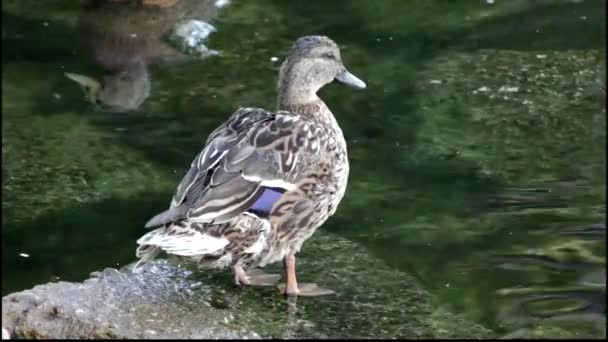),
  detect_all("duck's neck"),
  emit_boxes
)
[278,80,316,106]
[279,92,335,124]
[278,96,325,116]
[279,94,340,132]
